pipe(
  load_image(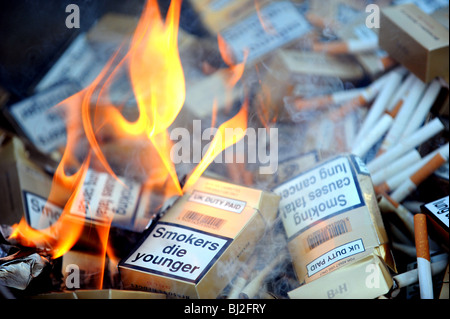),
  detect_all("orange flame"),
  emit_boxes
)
[10,90,92,258]
[11,0,249,265]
